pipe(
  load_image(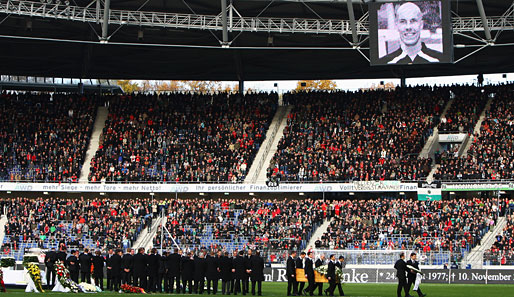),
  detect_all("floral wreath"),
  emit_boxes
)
[24,263,44,292]
[54,260,81,293]
[120,283,146,293]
